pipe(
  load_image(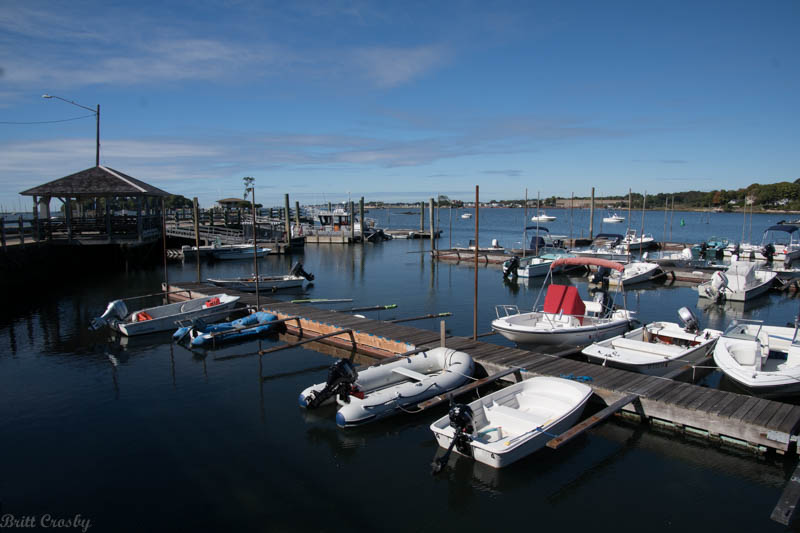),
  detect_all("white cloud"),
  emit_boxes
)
[350,44,449,87]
